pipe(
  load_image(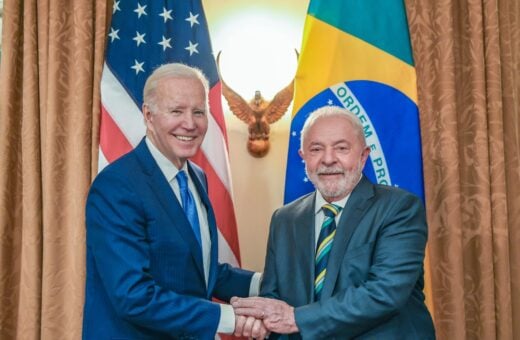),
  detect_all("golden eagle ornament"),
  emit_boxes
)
[217,52,294,157]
